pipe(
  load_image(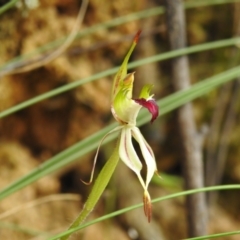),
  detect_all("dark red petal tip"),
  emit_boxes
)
[134,98,159,123]
[134,30,142,43]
